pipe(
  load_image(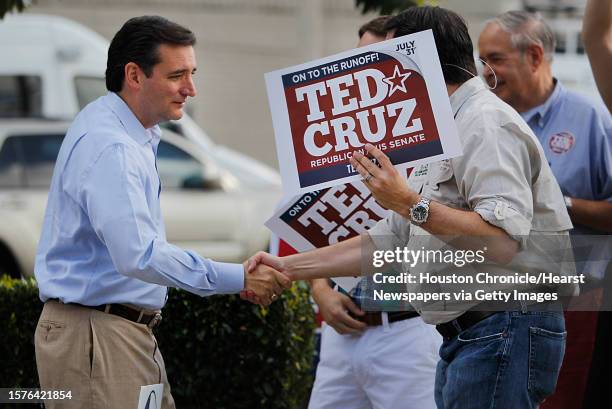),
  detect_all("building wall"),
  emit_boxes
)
[24,0,529,168]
